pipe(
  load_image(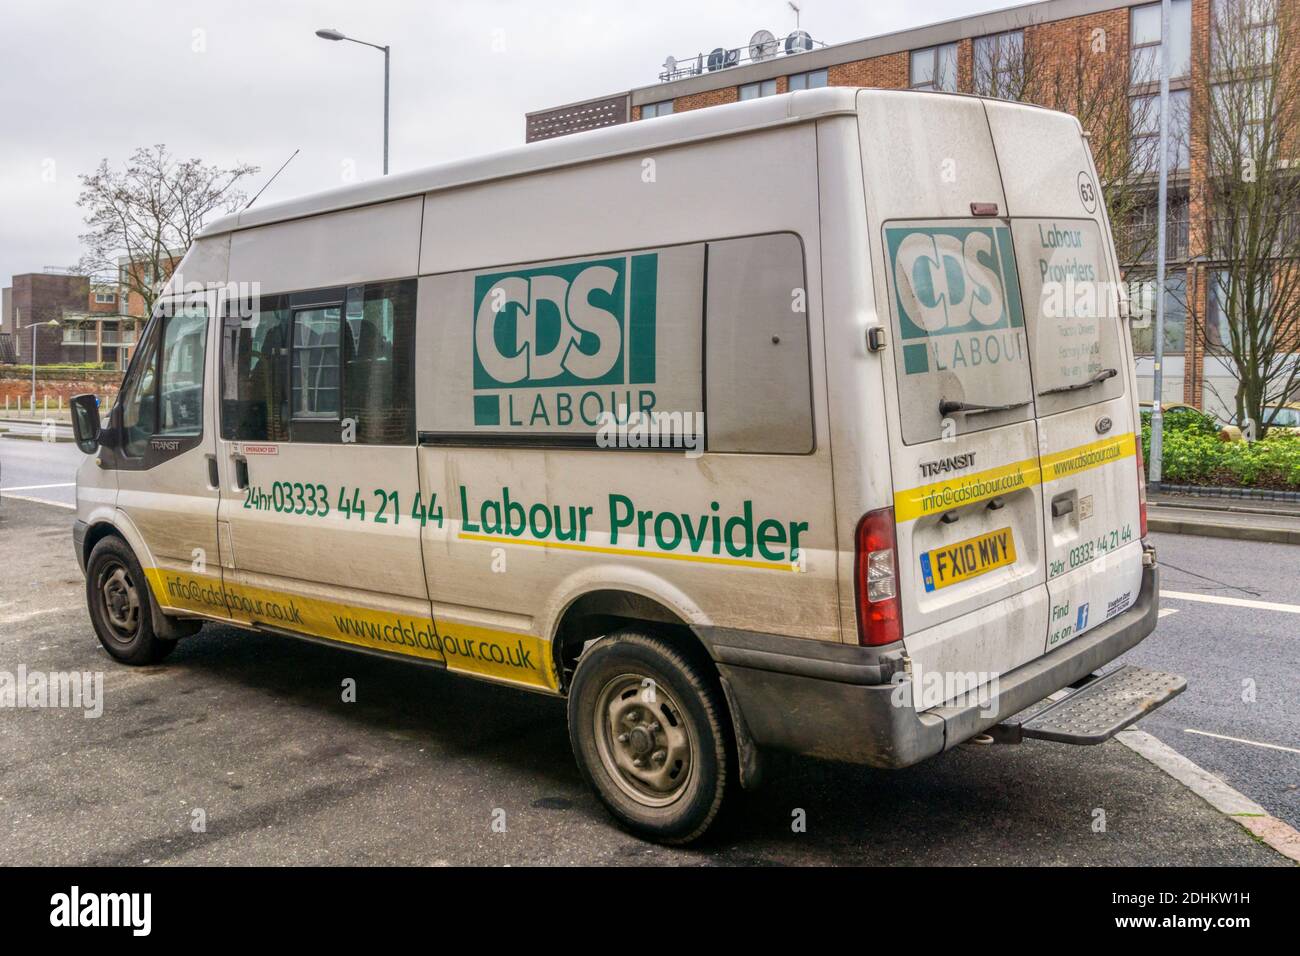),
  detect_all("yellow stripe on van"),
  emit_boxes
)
[142,568,559,692]
[1039,433,1135,481]
[894,432,1135,523]
[894,455,1041,523]
[457,531,797,572]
